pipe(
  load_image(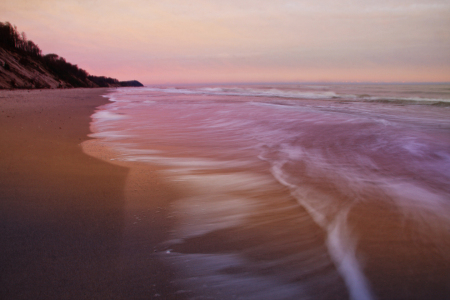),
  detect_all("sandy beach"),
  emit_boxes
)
[0,88,186,299]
